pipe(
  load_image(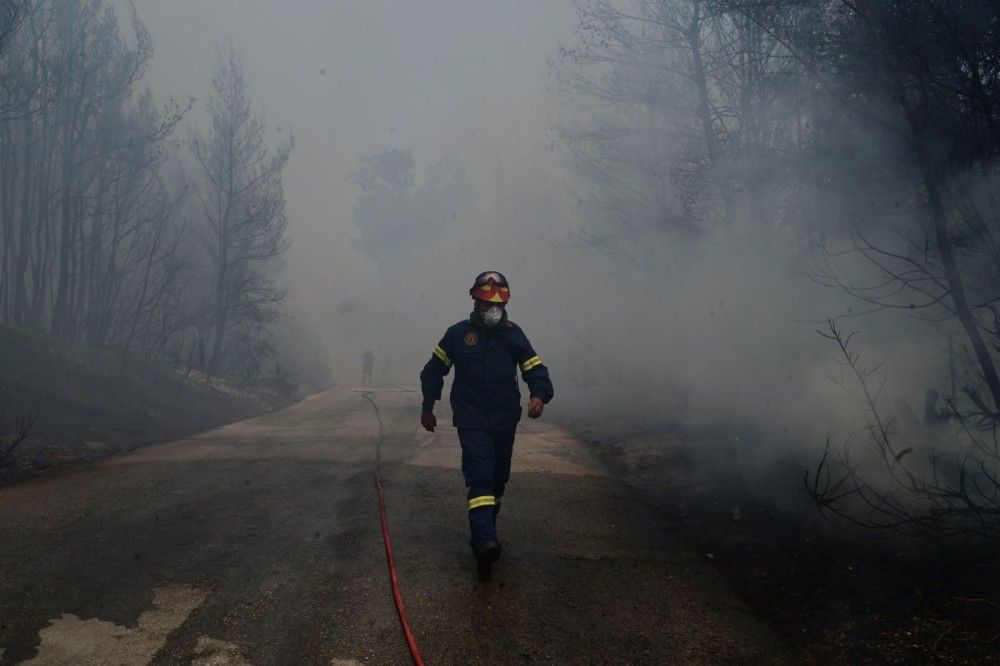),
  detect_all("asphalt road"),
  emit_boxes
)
[0,387,789,665]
